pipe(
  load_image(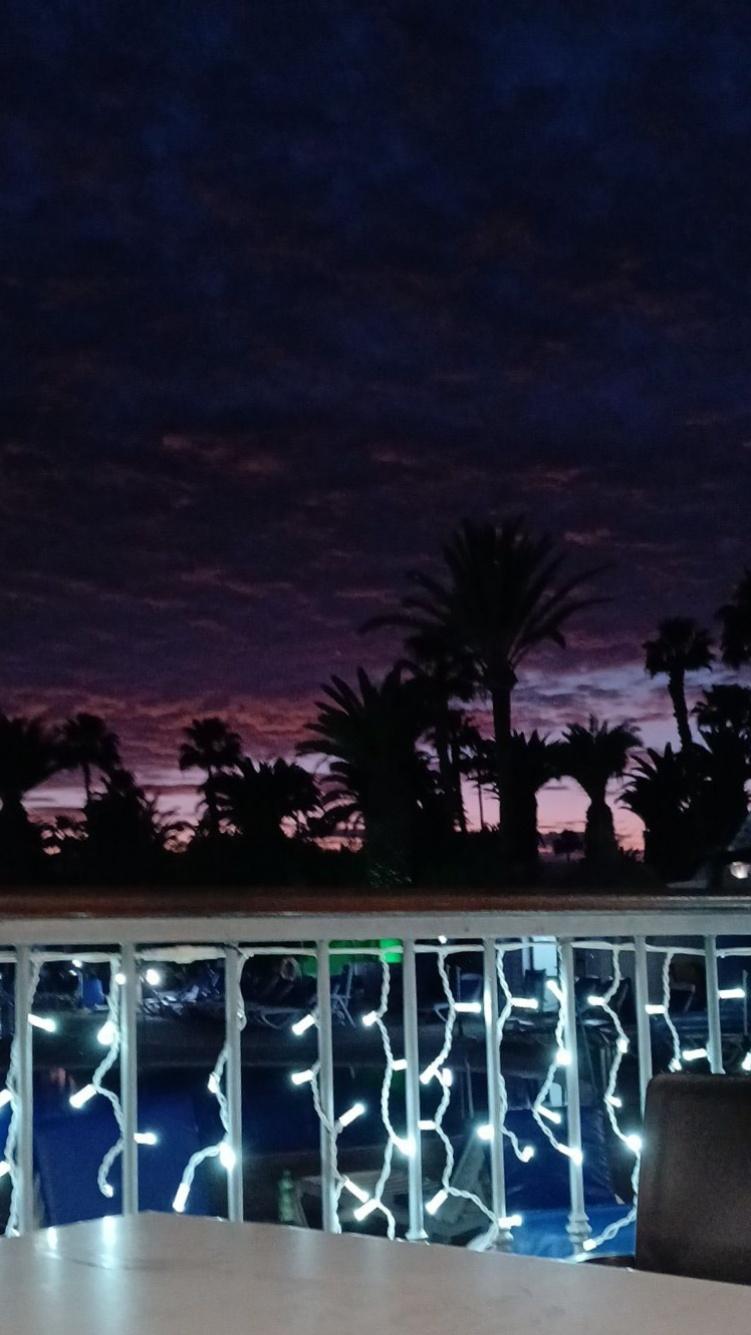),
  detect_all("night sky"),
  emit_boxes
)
[3,2,751,838]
